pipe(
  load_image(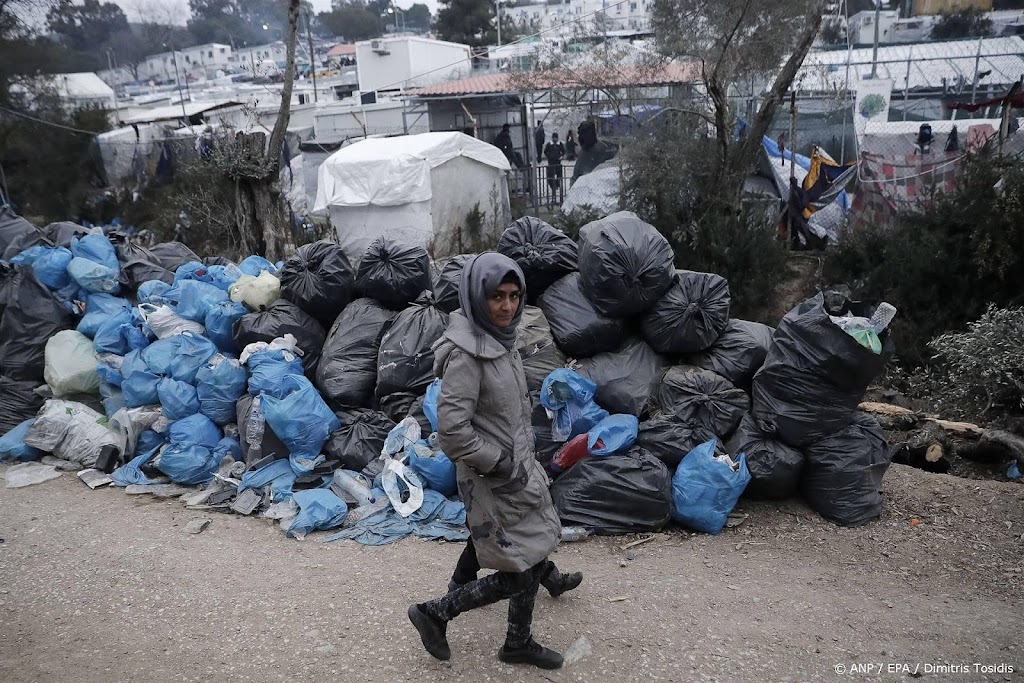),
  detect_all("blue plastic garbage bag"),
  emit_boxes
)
[172,261,206,283]
[0,419,44,462]
[196,358,247,425]
[96,362,123,386]
[101,387,126,417]
[671,439,751,534]
[261,374,340,459]
[70,234,118,270]
[423,378,442,433]
[540,369,610,442]
[93,308,135,354]
[215,436,242,462]
[407,442,457,496]
[158,377,201,420]
[118,310,152,353]
[246,349,304,397]
[205,300,248,353]
[138,280,171,304]
[111,441,162,487]
[77,294,131,338]
[588,414,639,456]
[239,255,278,276]
[122,370,161,407]
[285,489,349,538]
[67,256,119,293]
[407,488,447,522]
[137,429,165,454]
[140,335,182,375]
[323,507,413,545]
[238,458,297,501]
[156,442,220,485]
[167,332,218,384]
[10,245,47,266]
[164,280,228,323]
[33,247,74,290]
[206,264,242,291]
[168,413,221,448]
